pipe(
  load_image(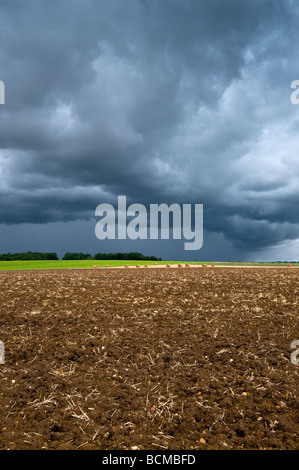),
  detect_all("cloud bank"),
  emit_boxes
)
[1,0,299,257]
